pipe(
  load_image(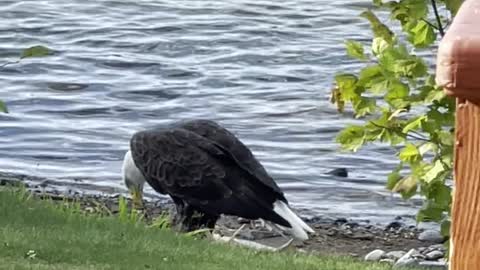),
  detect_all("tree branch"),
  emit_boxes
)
[431,0,445,37]
[369,121,431,142]
[422,18,439,31]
